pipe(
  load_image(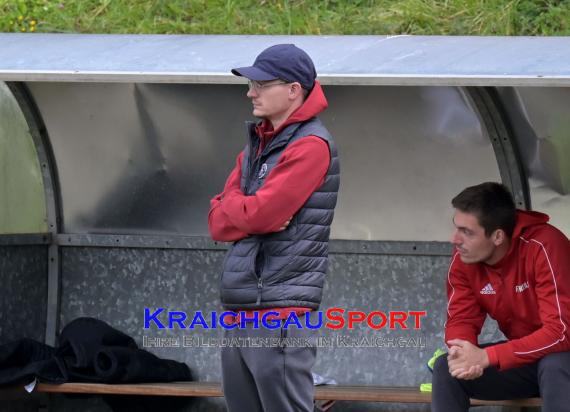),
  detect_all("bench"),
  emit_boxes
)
[10,382,541,407]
